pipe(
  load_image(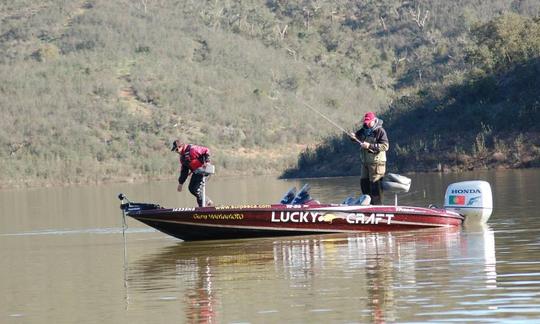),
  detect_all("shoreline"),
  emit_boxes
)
[0,170,283,191]
[2,164,538,191]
